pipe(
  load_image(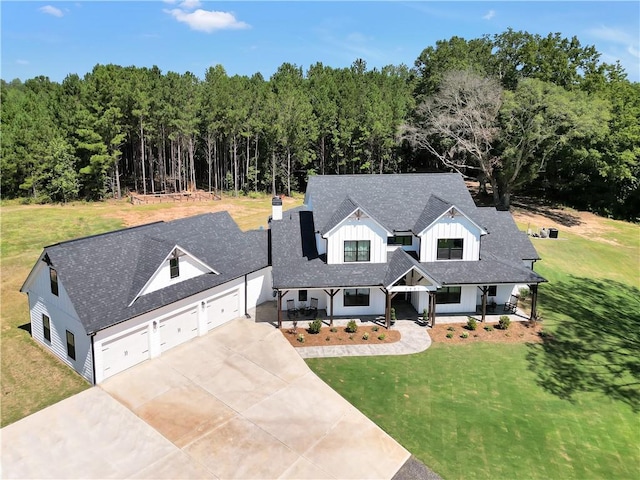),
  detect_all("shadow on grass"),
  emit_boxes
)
[527,277,640,412]
[512,196,582,227]
[18,323,31,334]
